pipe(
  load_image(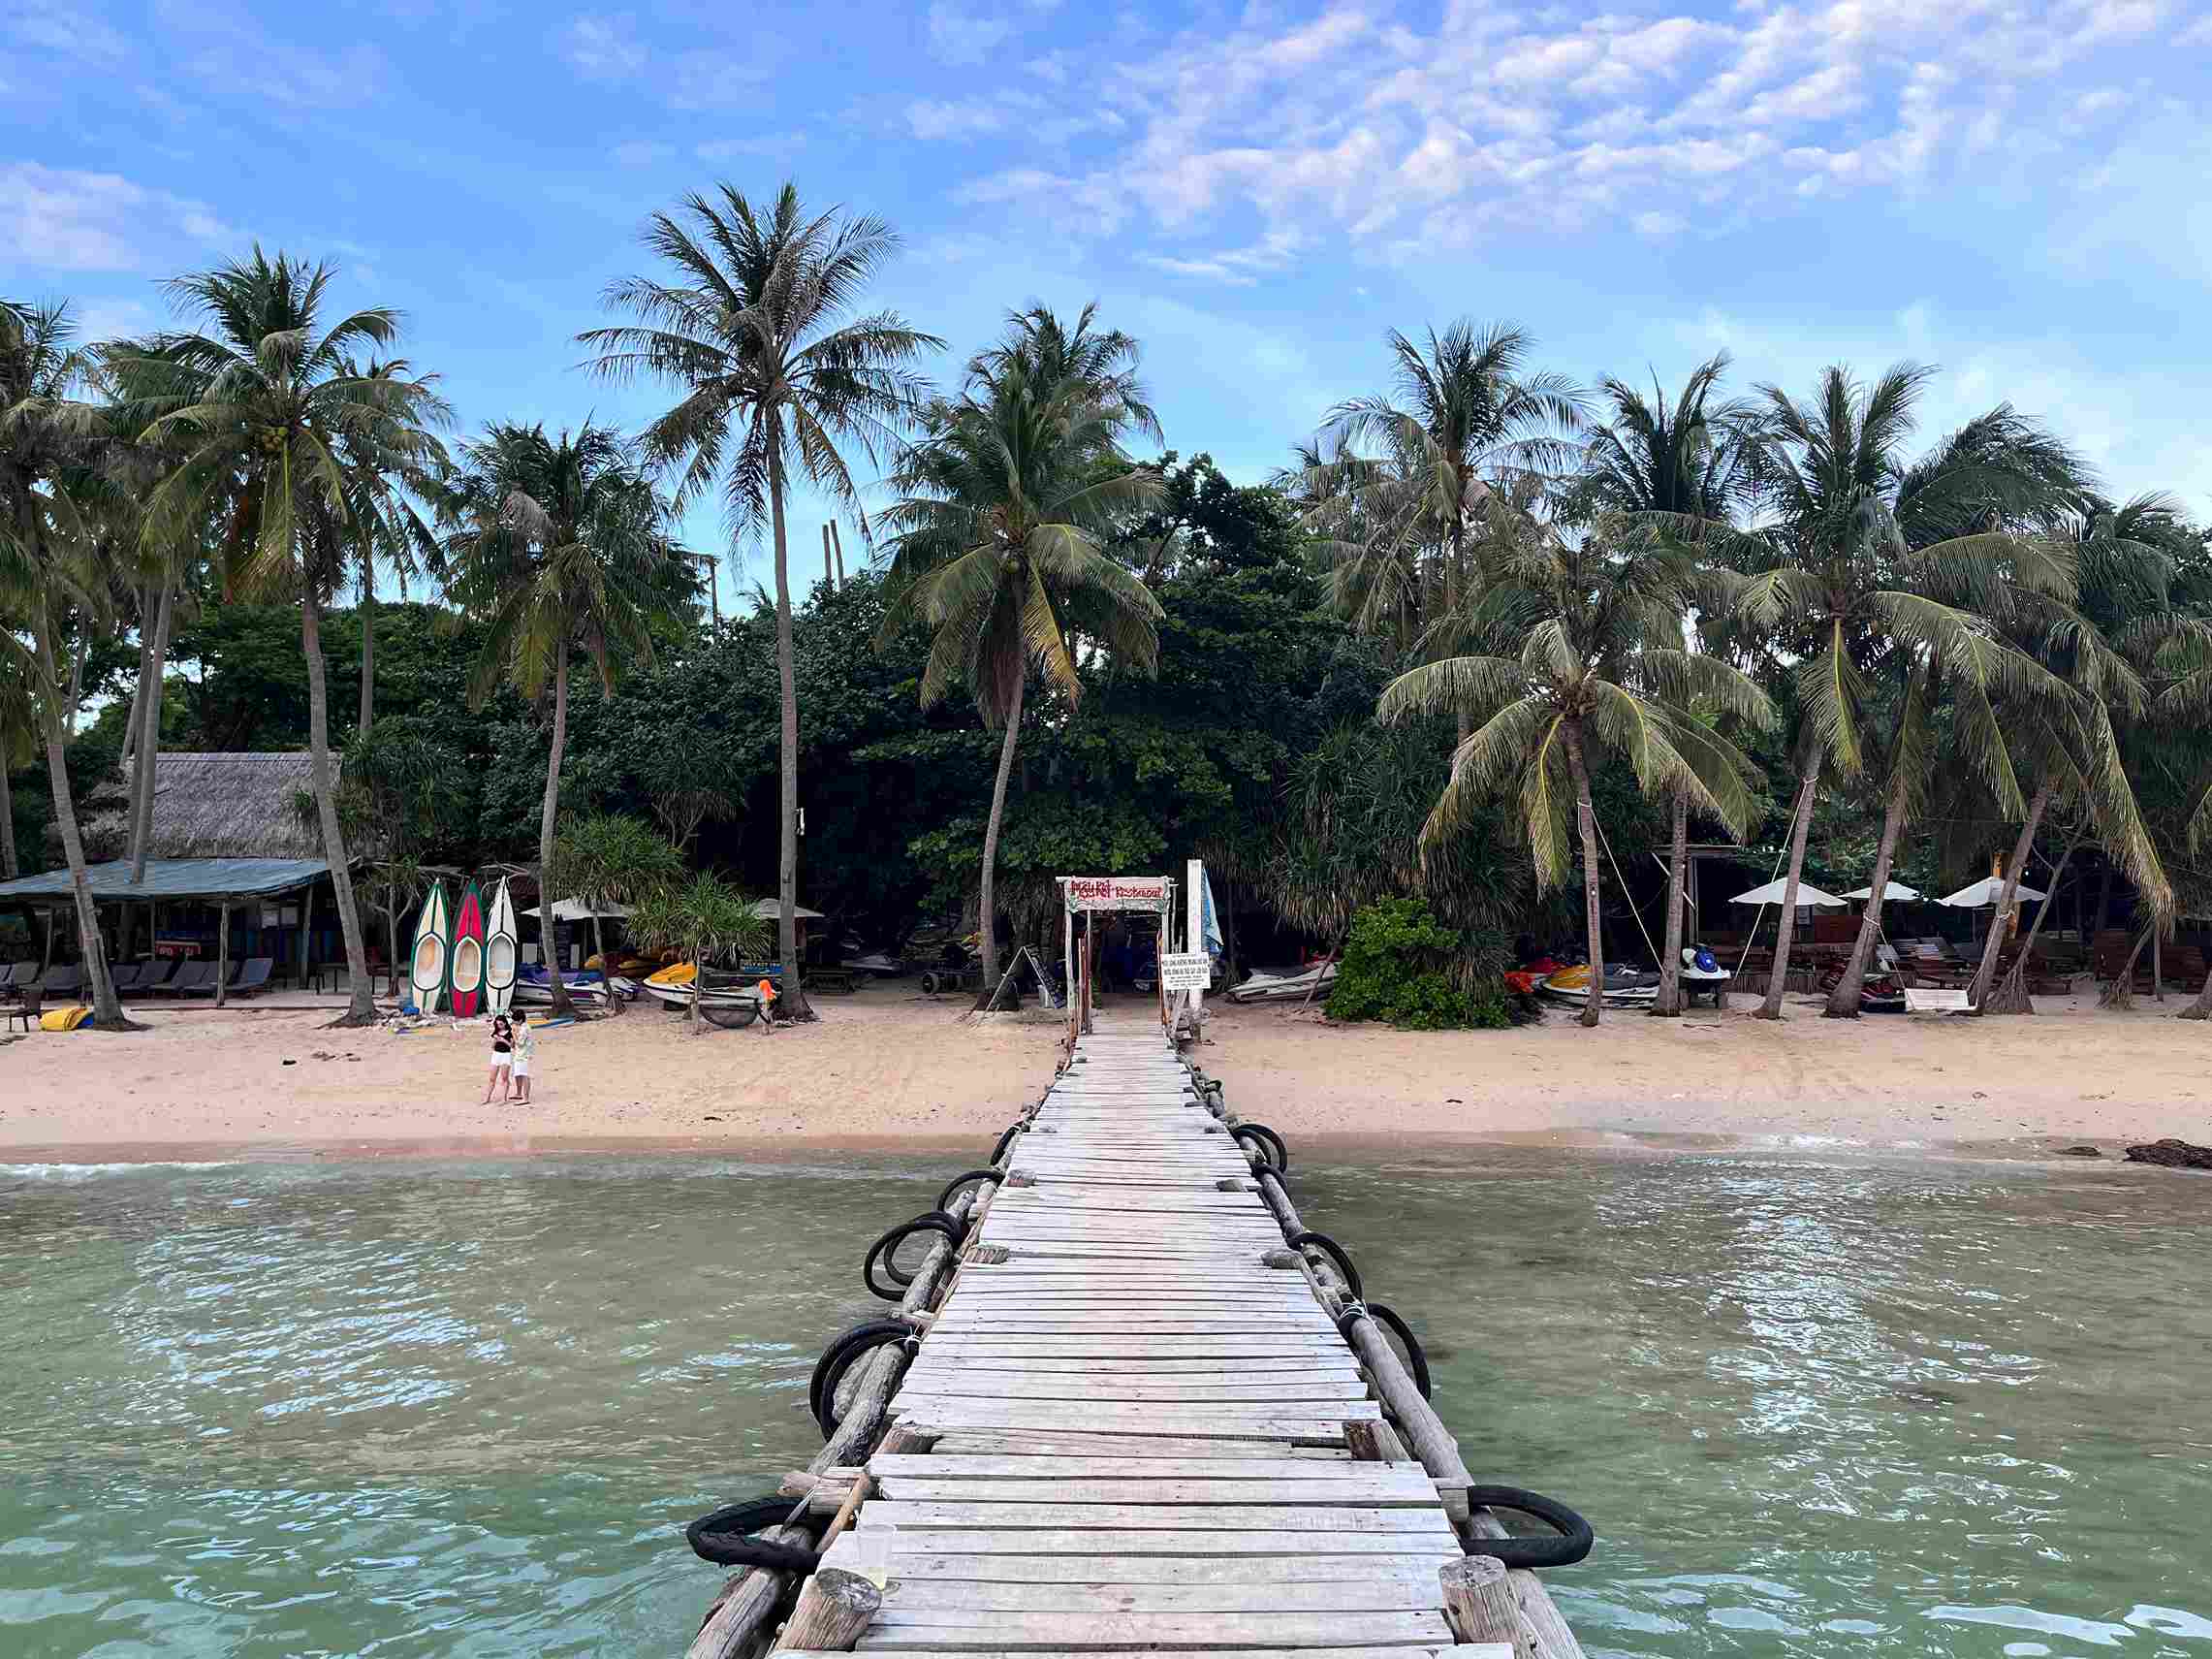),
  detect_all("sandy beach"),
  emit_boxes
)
[4,982,2208,1164]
